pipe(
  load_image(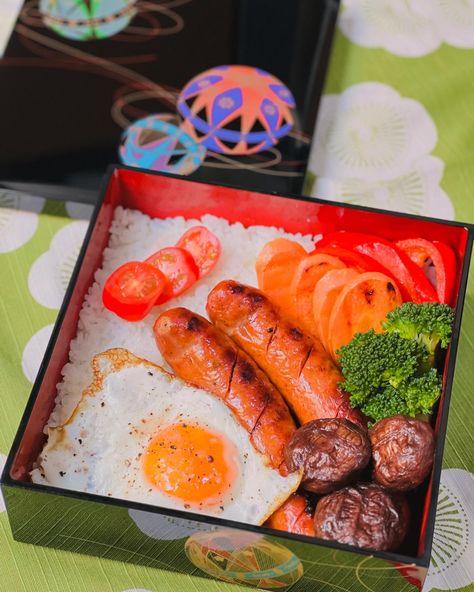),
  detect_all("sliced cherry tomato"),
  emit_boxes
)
[146,247,199,303]
[103,261,167,321]
[396,238,457,305]
[316,232,438,303]
[176,226,221,278]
